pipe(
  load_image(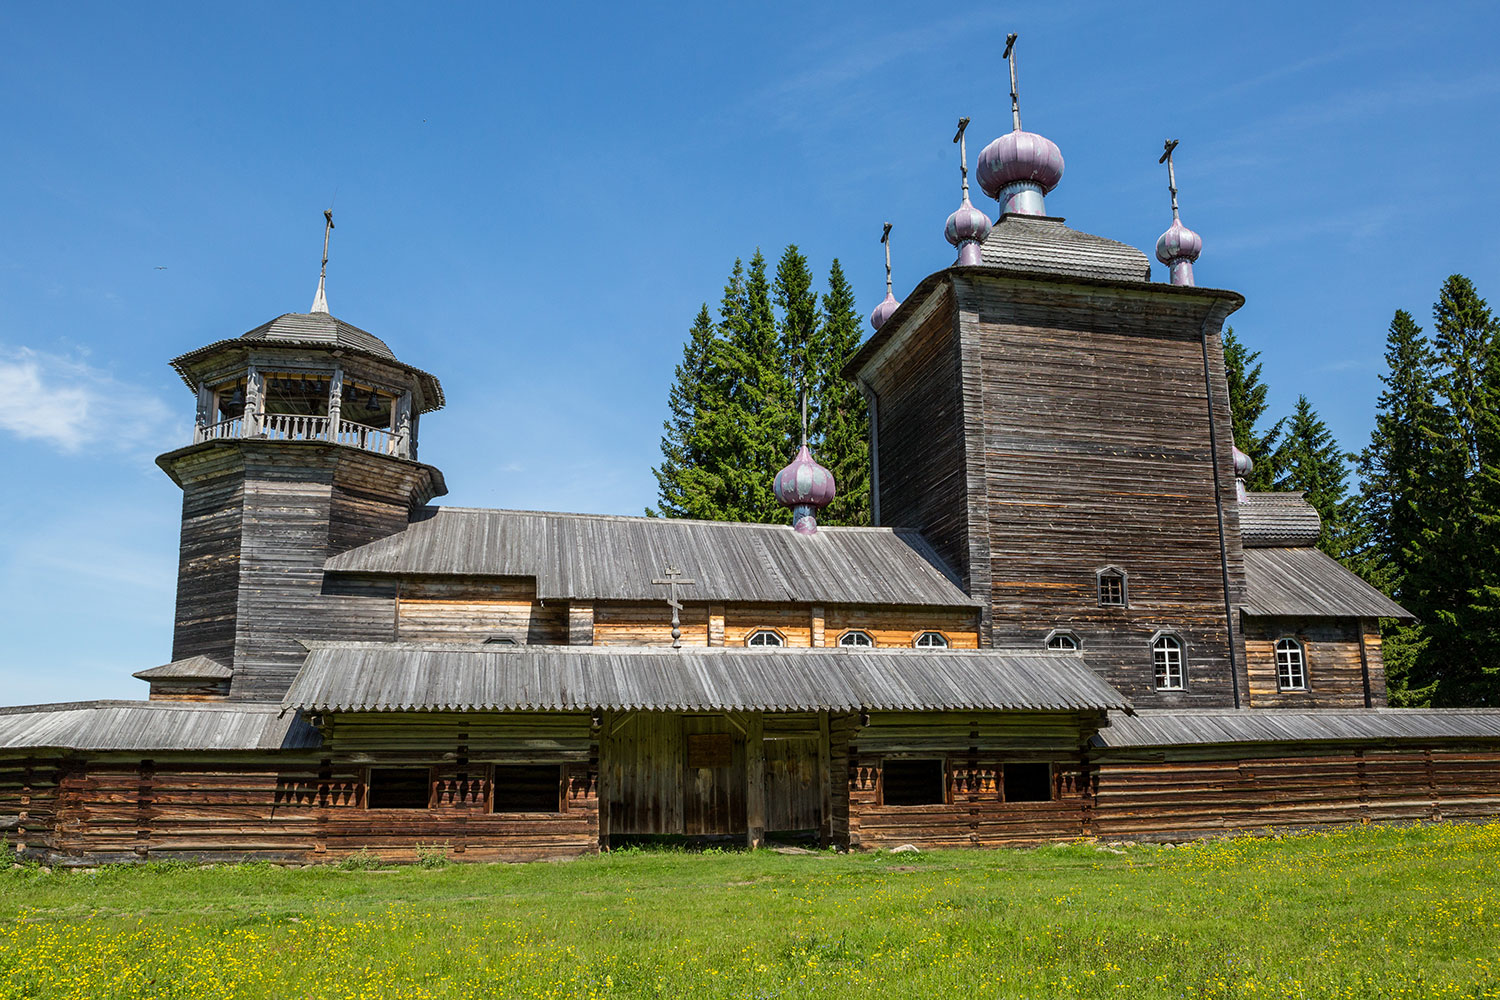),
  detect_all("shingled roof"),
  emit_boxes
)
[0,701,319,752]
[1241,546,1412,620]
[979,215,1152,282]
[131,655,232,681]
[326,507,979,607]
[285,643,1131,715]
[1094,708,1500,748]
[1239,492,1322,547]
